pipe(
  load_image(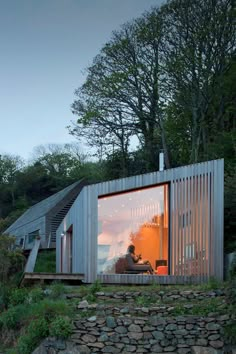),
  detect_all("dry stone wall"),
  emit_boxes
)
[33,289,235,354]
